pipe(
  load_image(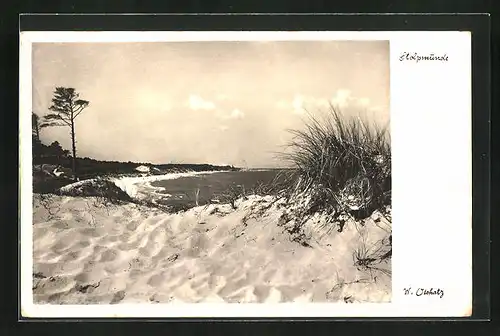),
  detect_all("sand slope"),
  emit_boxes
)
[32,193,391,304]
